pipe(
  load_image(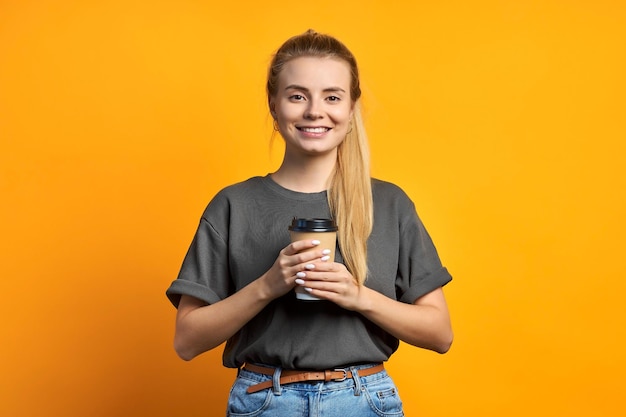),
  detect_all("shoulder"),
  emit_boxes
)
[201,176,267,217]
[216,176,266,197]
[372,178,408,196]
[371,178,415,209]
[208,176,269,204]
